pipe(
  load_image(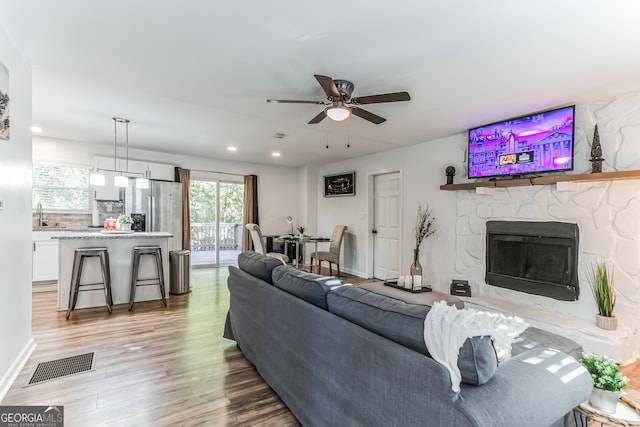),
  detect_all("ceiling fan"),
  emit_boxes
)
[267,74,410,125]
